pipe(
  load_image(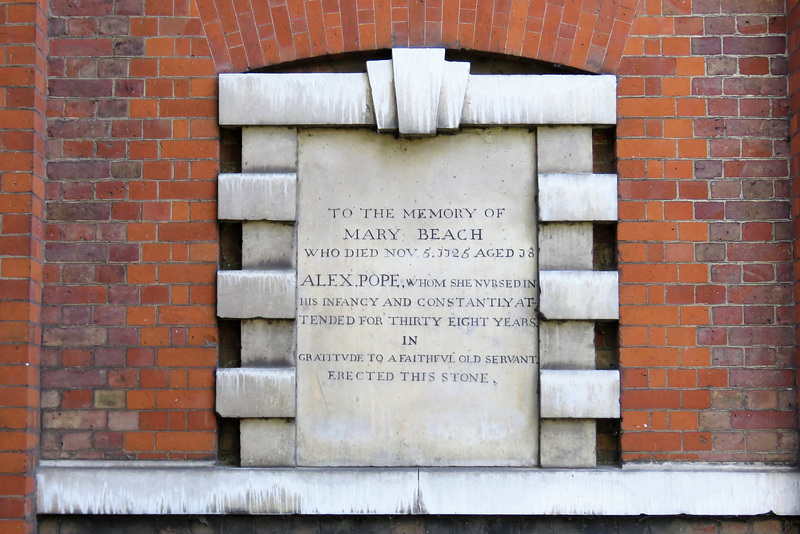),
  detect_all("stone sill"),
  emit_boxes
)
[38,462,800,516]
